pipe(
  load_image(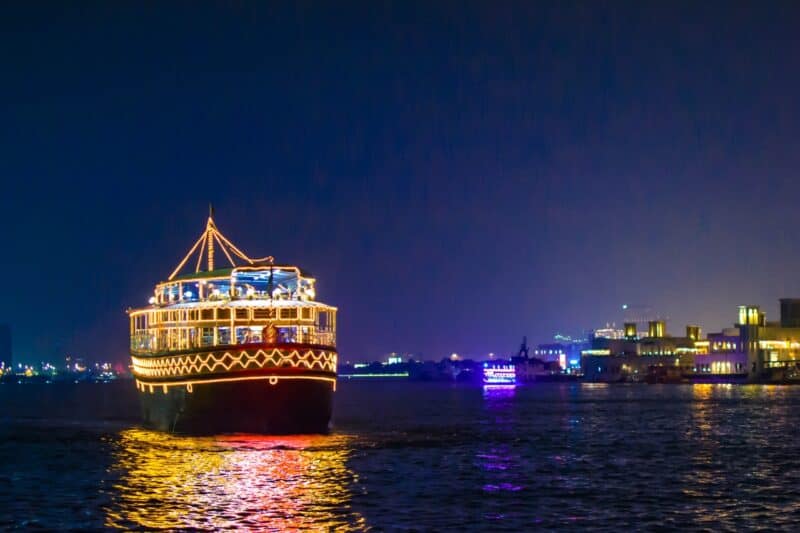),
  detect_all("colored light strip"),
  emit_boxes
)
[135,374,336,393]
[582,349,611,356]
[339,373,409,378]
[131,348,337,378]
